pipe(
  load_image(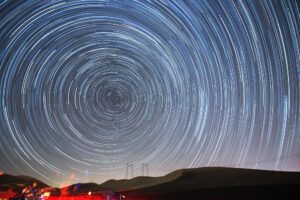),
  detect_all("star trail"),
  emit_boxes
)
[0,0,299,187]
